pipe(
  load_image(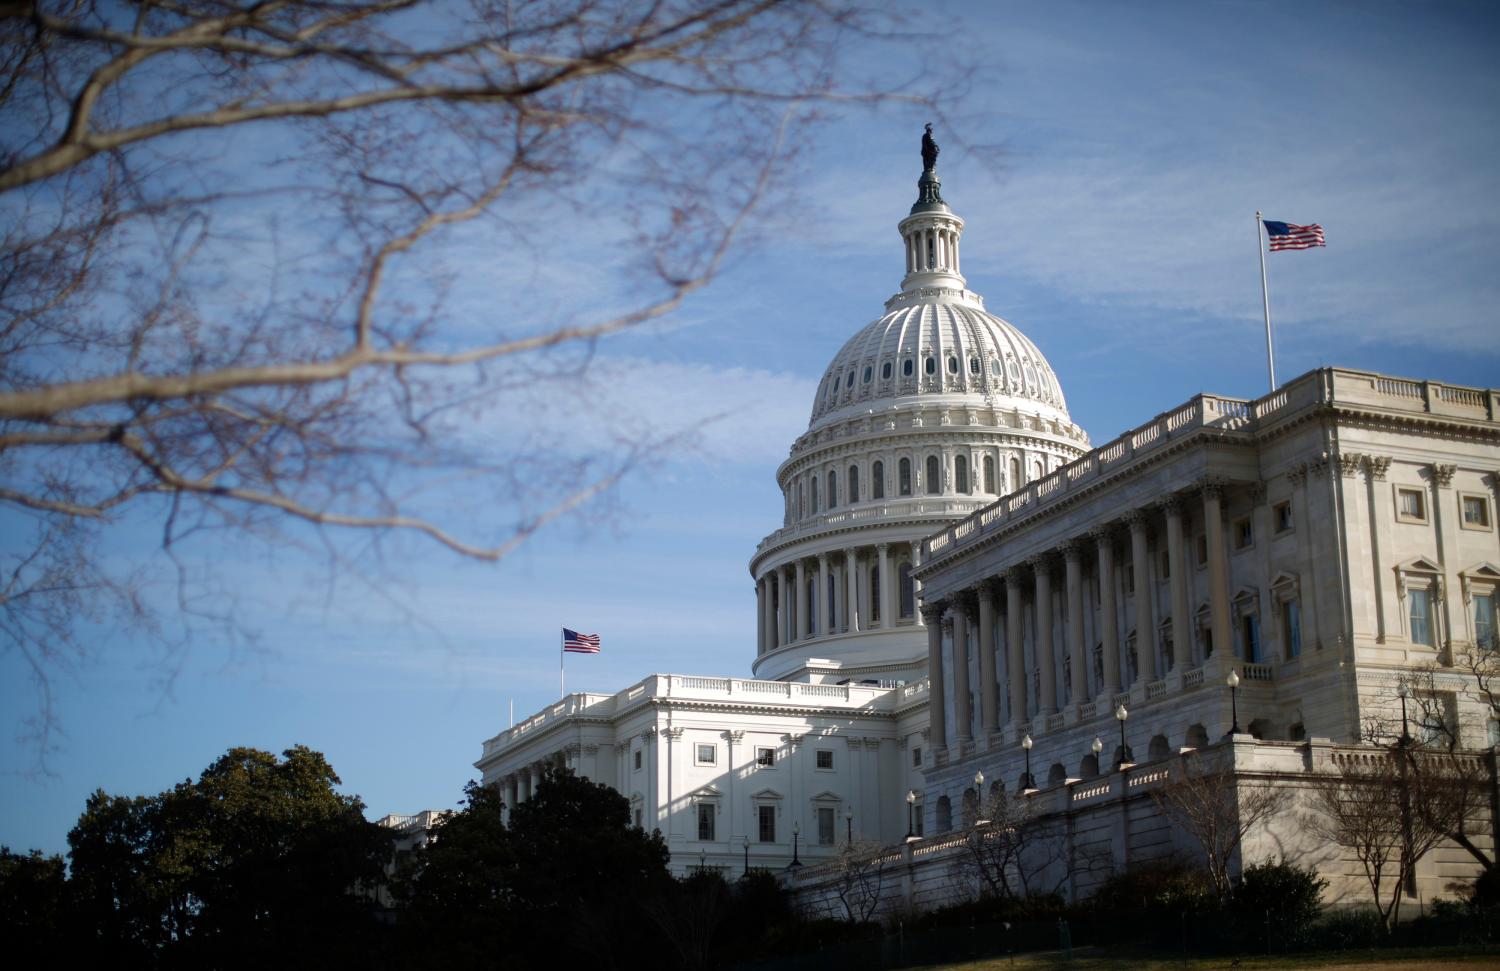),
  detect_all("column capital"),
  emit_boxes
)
[1027,552,1056,574]
[641,726,658,742]
[1123,508,1151,531]
[1088,524,1116,546]
[662,727,684,741]
[817,551,829,566]
[1337,452,1364,479]
[1430,462,1457,488]
[1059,538,1085,561]
[1285,462,1308,488]
[1158,494,1185,517]
[1198,475,1229,500]
[1248,479,1267,504]
[582,743,600,755]
[724,730,745,743]
[979,576,1004,599]
[877,541,890,554]
[955,588,980,620]
[1004,564,1028,587]
[918,599,948,622]
[1365,454,1392,481]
